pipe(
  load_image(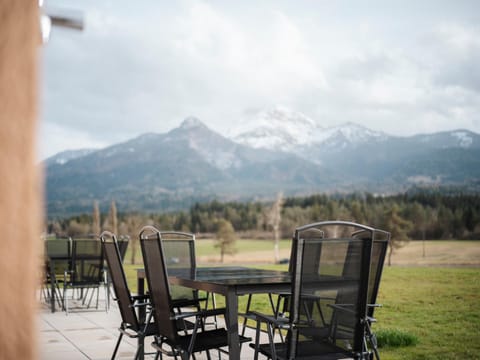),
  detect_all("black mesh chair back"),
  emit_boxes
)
[161,232,200,305]
[117,236,129,262]
[61,237,106,313]
[139,226,179,343]
[71,238,104,285]
[45,237,72,277]
[101,232,139,330]
[44,238,72,311]
[289,221,374,359]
